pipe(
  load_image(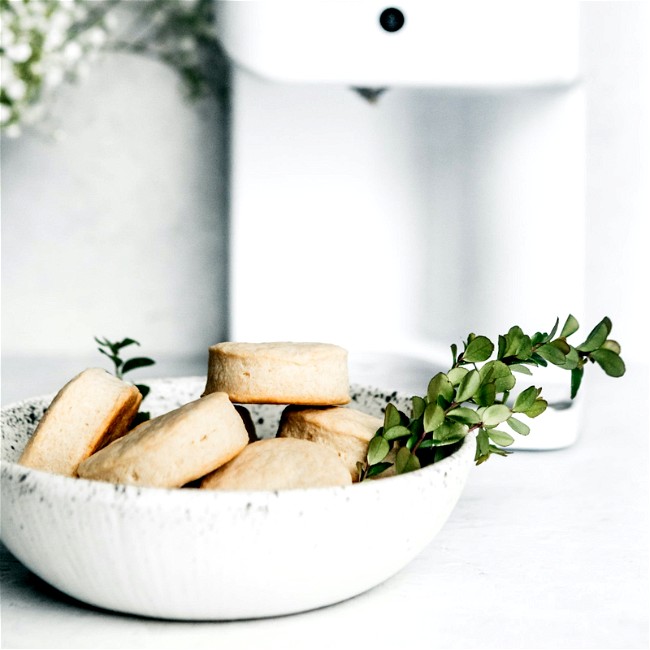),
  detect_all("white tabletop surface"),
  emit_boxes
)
[1,355,648,650]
